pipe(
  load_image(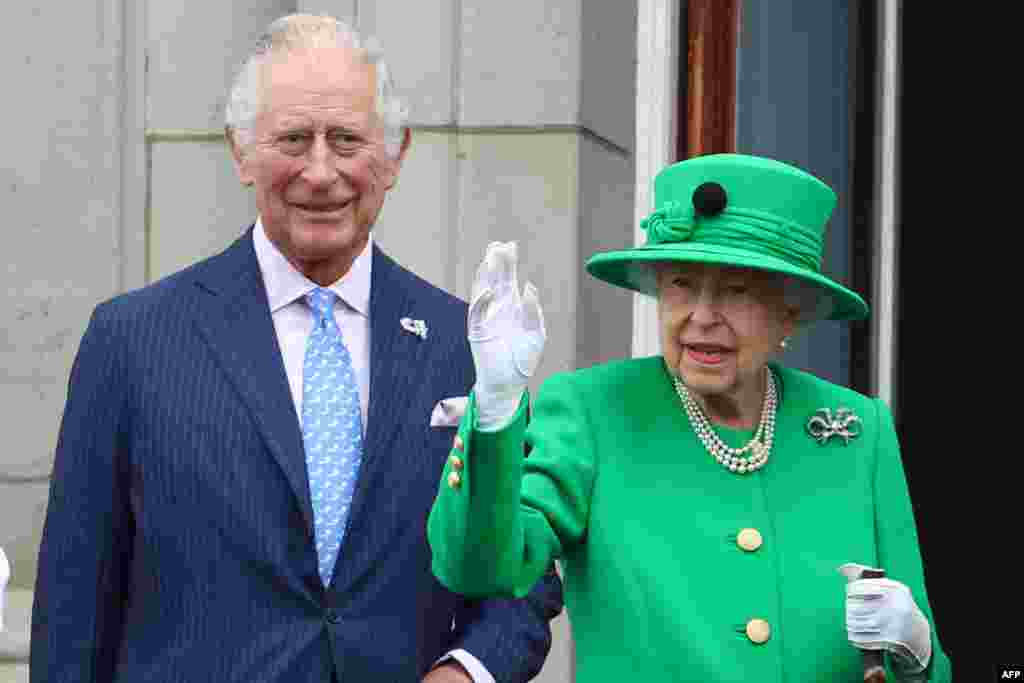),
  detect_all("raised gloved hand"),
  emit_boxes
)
[840,563,932,674]
[468,242,546,431]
